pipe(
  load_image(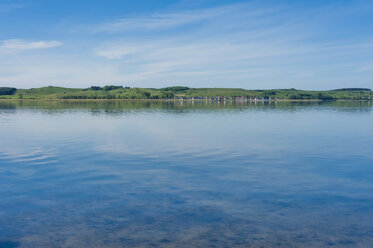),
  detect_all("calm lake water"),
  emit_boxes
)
[0,100,373,248]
